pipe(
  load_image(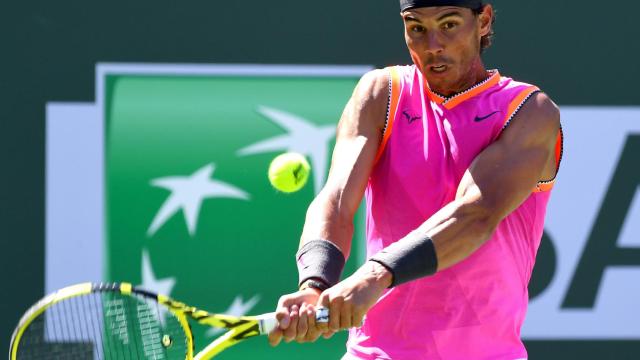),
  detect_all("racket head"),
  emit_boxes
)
[9,282,194,360]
